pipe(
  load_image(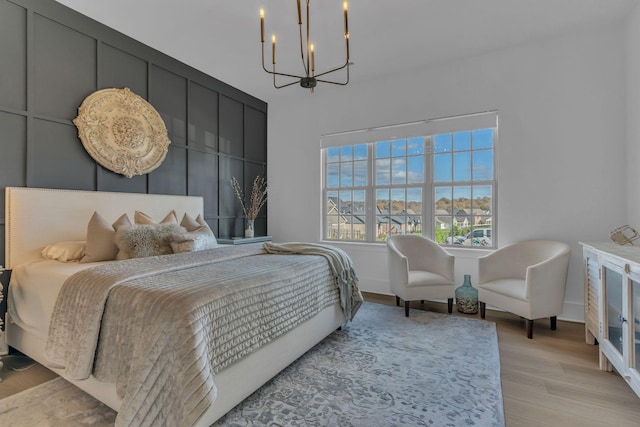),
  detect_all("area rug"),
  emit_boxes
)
[0,303,504,426]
